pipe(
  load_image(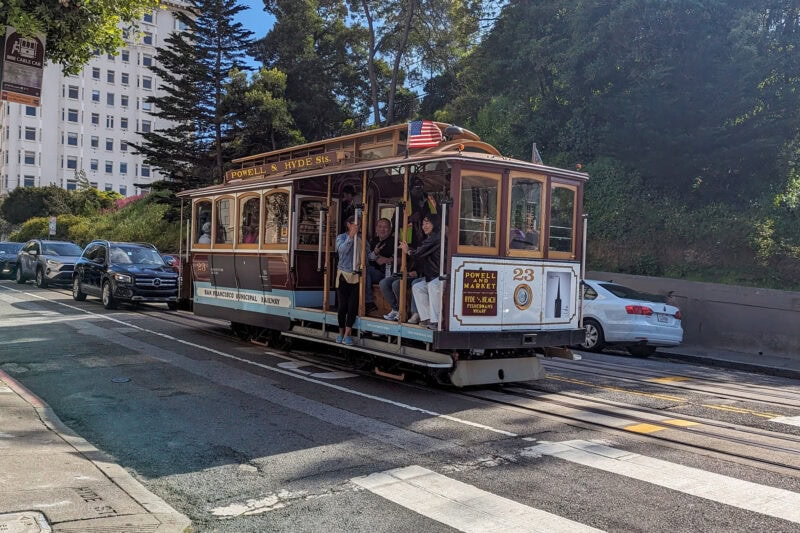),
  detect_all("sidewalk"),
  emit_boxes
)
[657,344,800,380]
[0,369,191,533]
